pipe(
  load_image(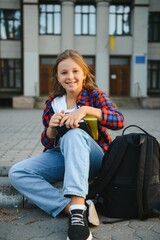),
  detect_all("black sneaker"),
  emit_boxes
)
[86,200,99,226]
[67,208,92,240]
